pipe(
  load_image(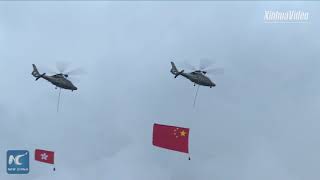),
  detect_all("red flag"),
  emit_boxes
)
[152,123,189,153]
[35,149,54,164]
